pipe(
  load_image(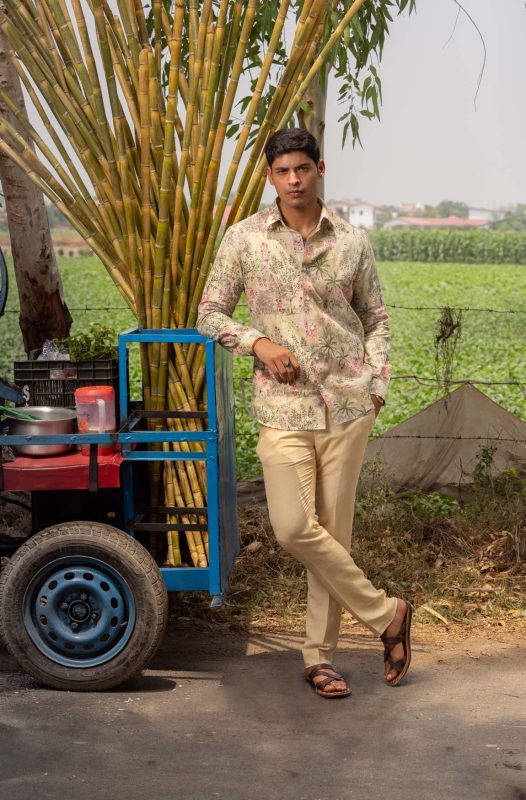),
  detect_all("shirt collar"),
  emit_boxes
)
[265,198,335,233]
